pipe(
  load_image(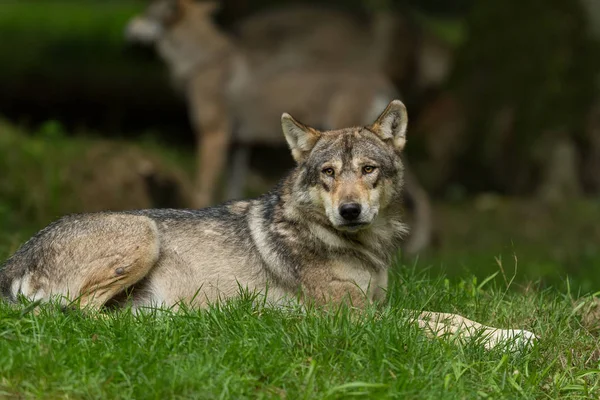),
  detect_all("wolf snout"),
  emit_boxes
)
[339,203,362,221]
